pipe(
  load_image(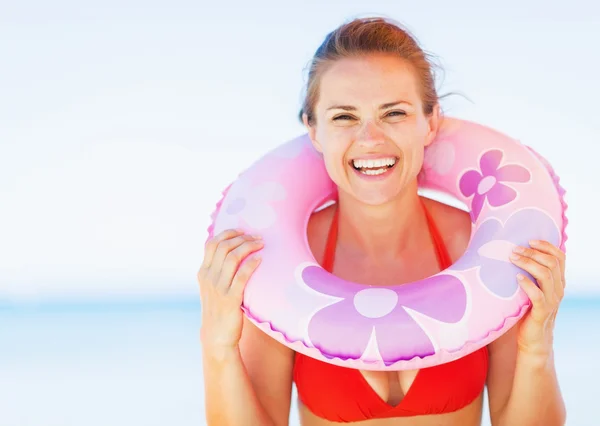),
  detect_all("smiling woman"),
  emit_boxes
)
[199,16,567,426]
[302,53,435,207]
